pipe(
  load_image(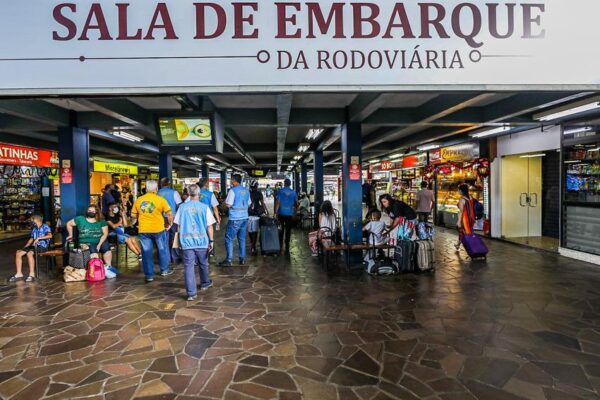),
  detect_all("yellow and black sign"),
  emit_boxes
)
[93,161,138,175]
[250,169,266,177]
